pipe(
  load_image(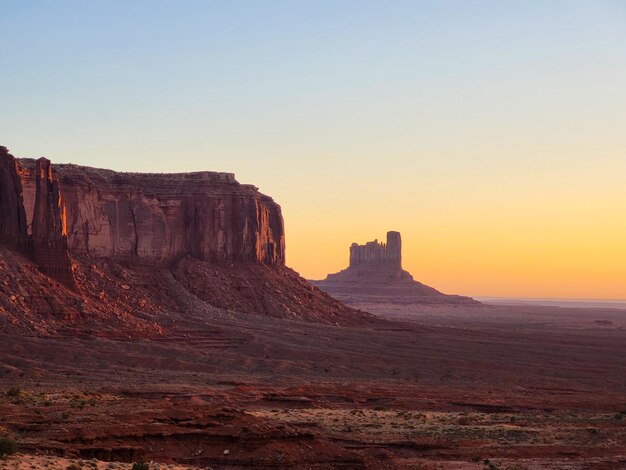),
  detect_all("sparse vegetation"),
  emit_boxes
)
[131,462,150,470]
[0,436,16,458]
[482,459,498,470]
[6,387,20,398]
